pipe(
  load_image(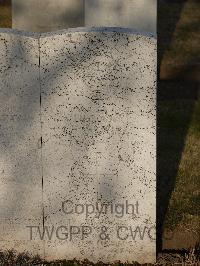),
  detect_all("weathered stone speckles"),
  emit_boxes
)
[0,28,156,263]
[0,31,43,255]
[40,29,156,263]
